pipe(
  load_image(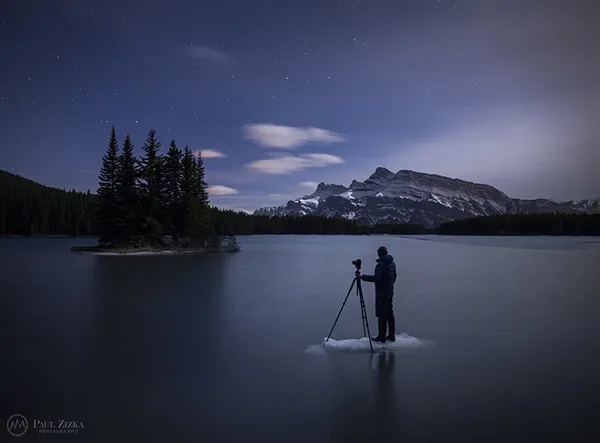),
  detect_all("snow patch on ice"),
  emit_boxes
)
[305,333,425,355]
